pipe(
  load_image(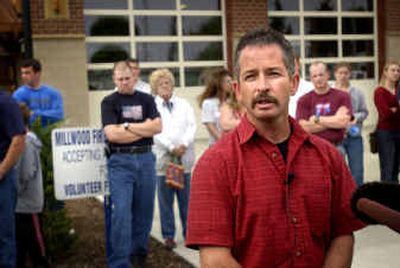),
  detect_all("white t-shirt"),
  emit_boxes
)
[135,80,152,94]
[289,78,314,118]
[201,97,221,145]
